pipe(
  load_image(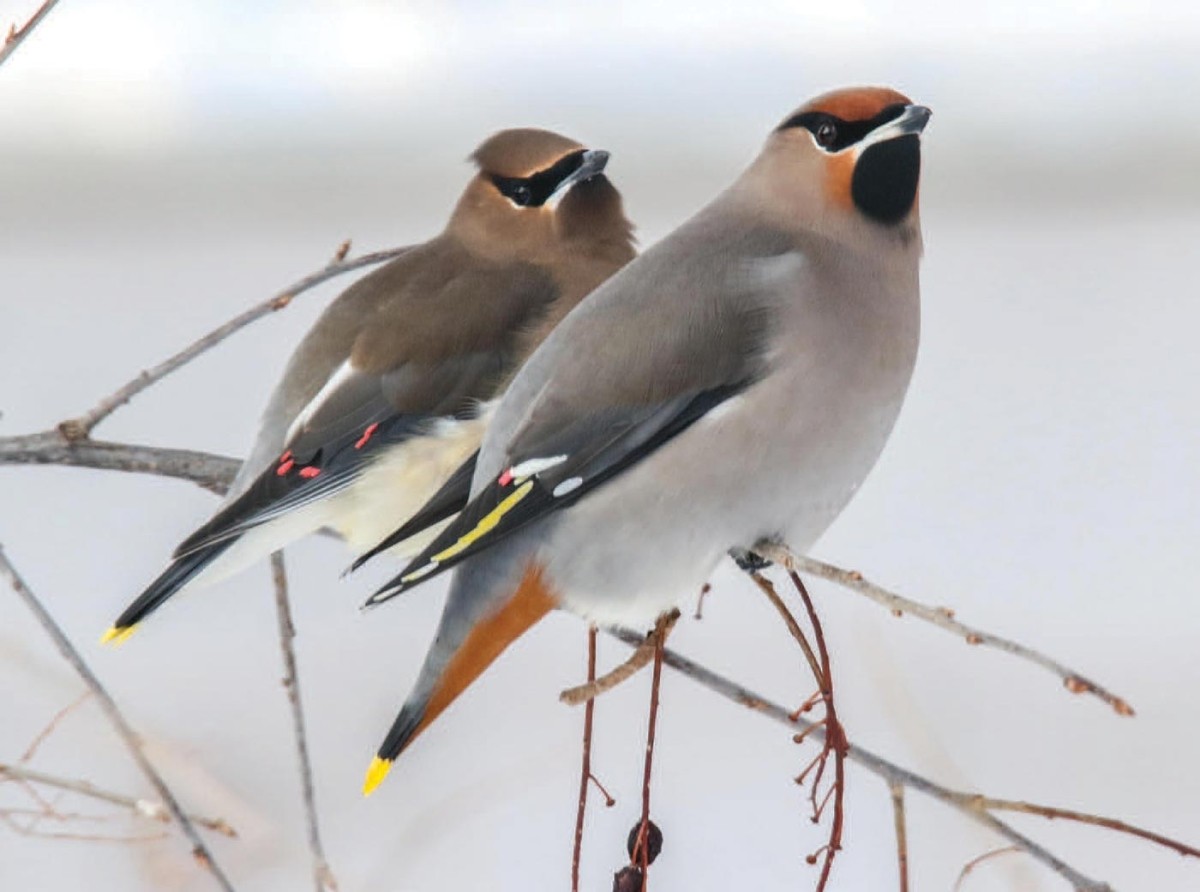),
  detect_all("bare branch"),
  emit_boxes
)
[966,796,1200,859]
[561,611,678,706]
[754,543,1134,717]
[0,0,61,68]
[269,553,337,892]
[57,243,410,442]
[0,763,236,838]
[0,545,238,891]
[604,627,1129,892]
[890,782,909,892]
[0,432,239,495]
